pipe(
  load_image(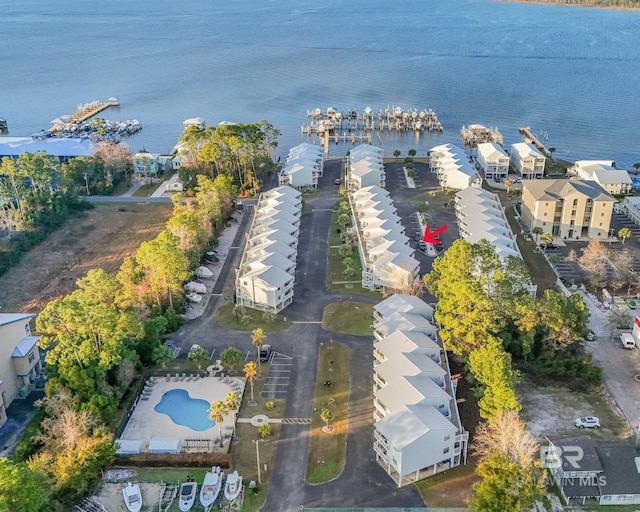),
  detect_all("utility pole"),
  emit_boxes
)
[253,439,263,484]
